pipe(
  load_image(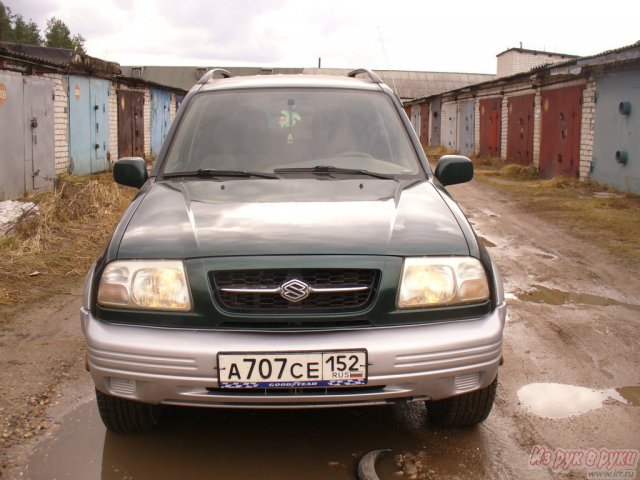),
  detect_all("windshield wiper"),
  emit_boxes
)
[162,169,279,179]
[274,165,396,180]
